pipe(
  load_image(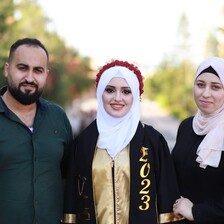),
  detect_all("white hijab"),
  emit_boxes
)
[96,66,141,158]
[193,57,224,168]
